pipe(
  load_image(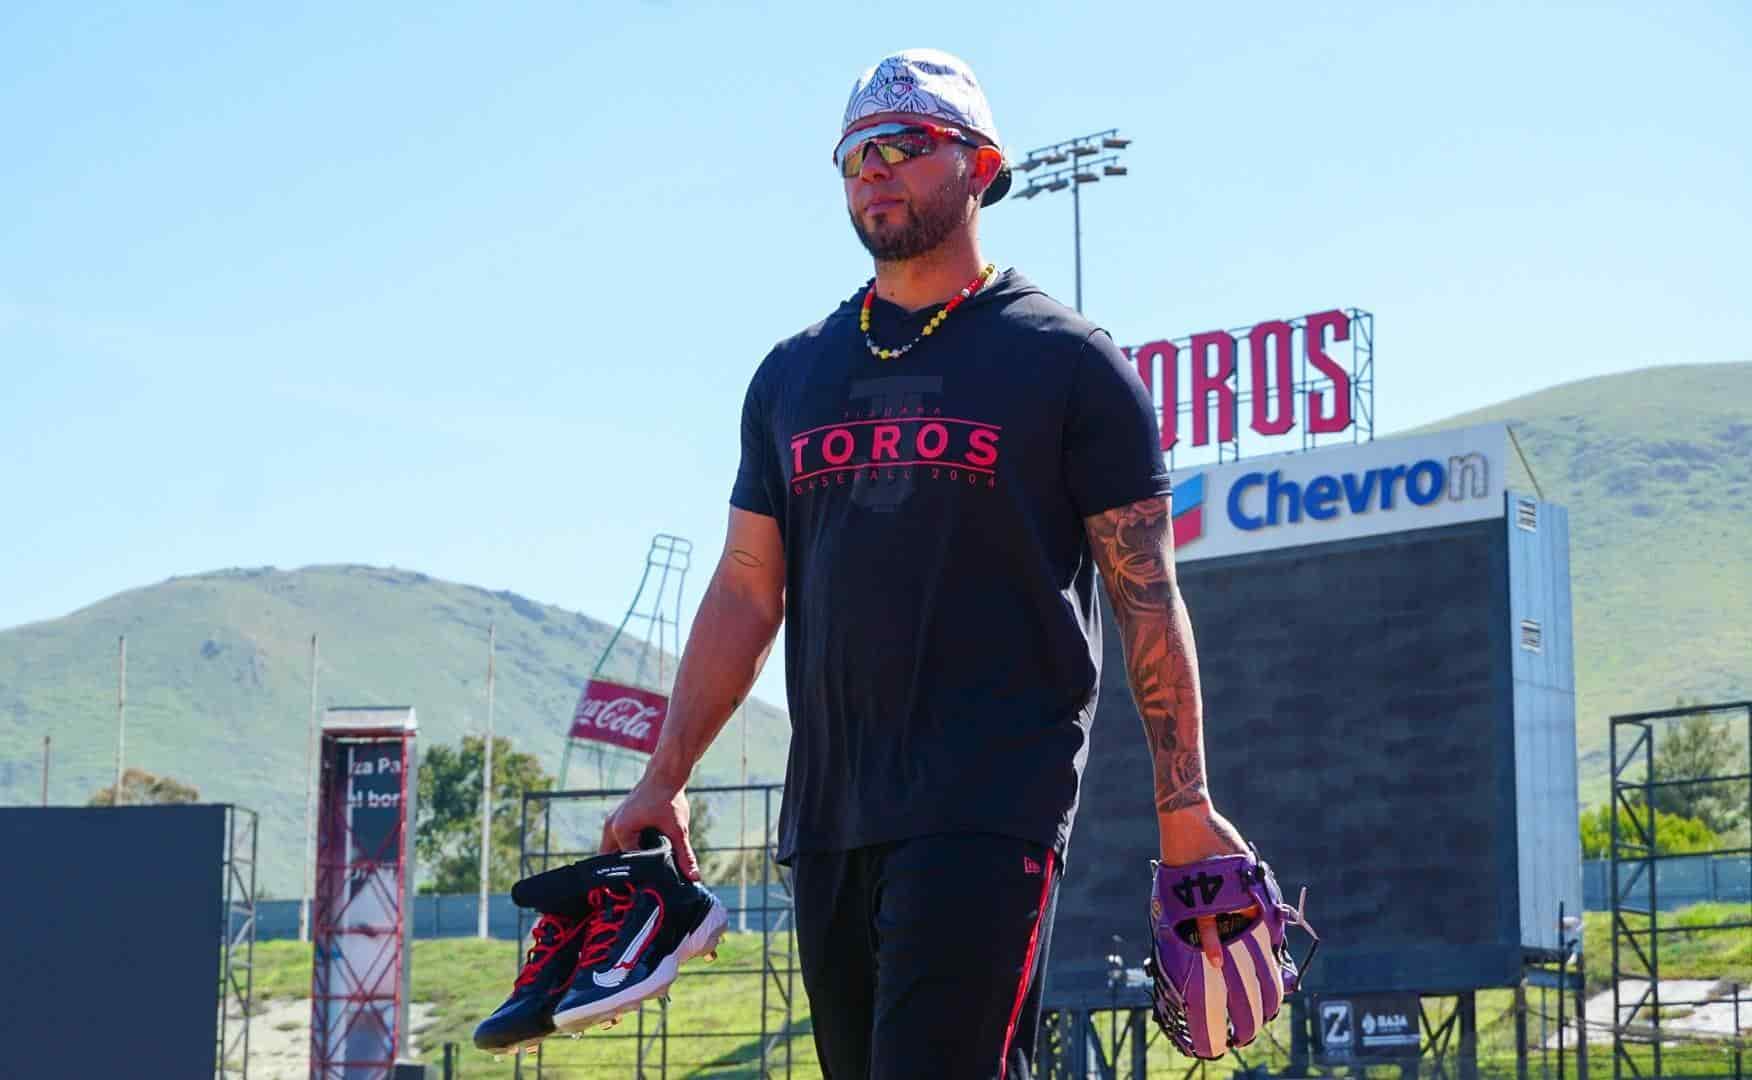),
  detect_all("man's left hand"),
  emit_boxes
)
[1158,803,1255,965]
